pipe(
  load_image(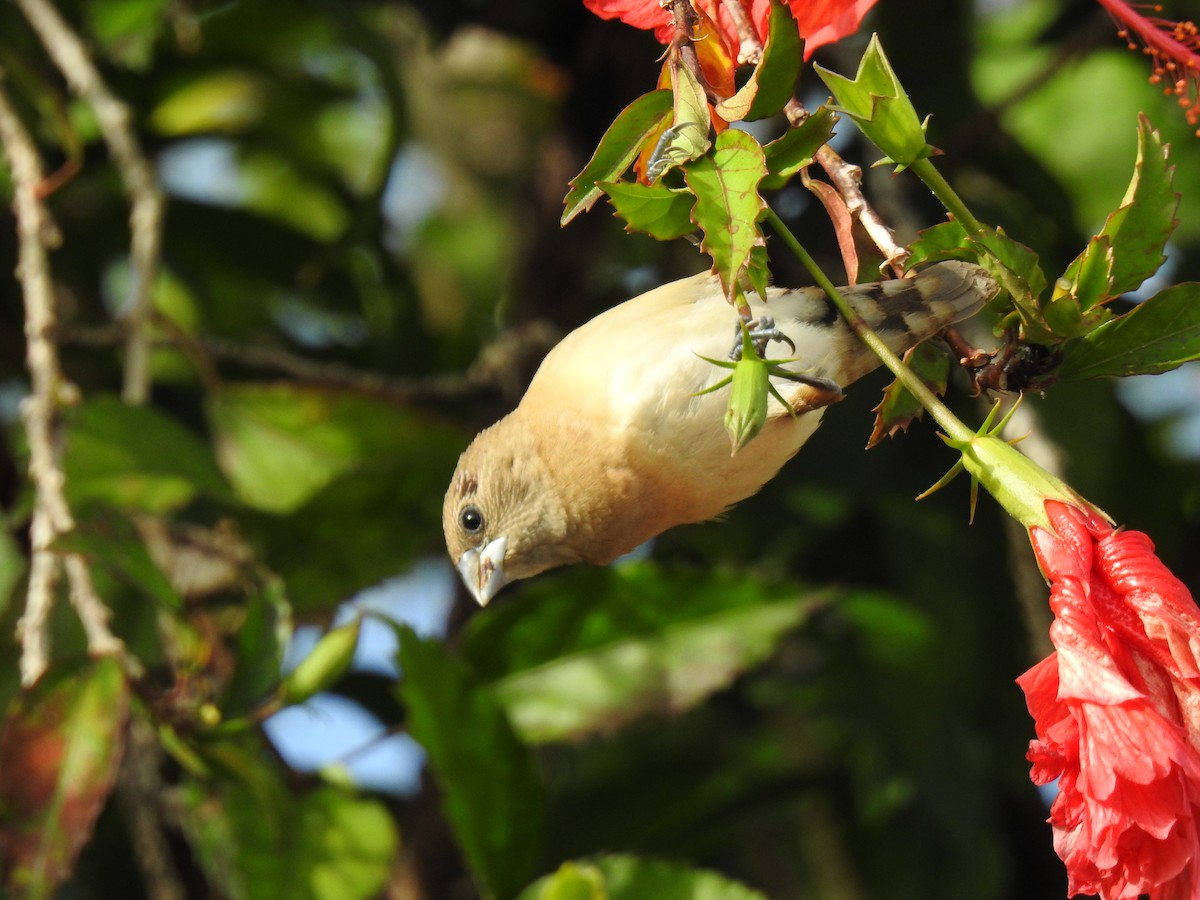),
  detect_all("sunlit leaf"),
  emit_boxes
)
[761,106,837,190]
[684,129,768,296]
[396,628,544,900]
[0,659,129,899]
[1052,283,1200,382]
[150,69,270,134]
[562,90,673,225]
[600,180,695,240]
[647,58,712,182]
[1096,114,1179,298]
[63,395,232,512]
[84,0,168,70]
[208,384,398,514]
[518,854,768,900]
